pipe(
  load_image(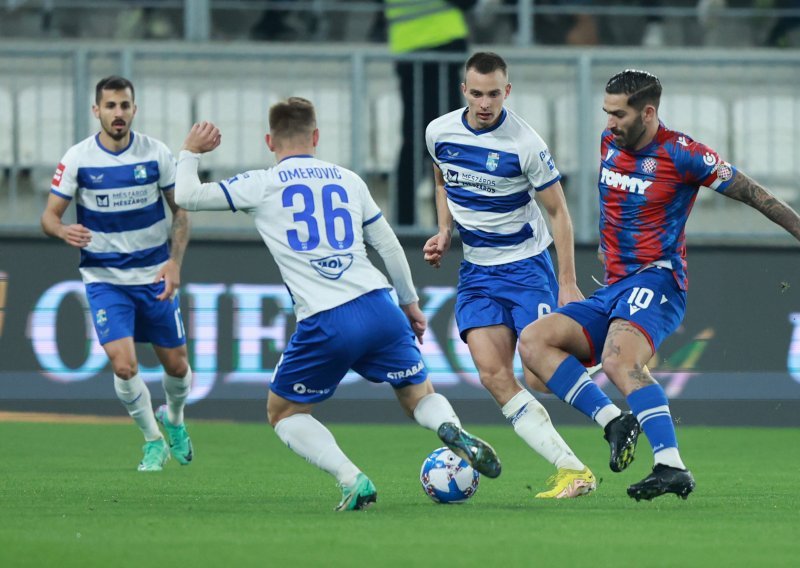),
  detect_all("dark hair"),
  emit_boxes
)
[269,97,317,140]
[465,52,508,78]
[95,75,135,104]
[605,69,662,111]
